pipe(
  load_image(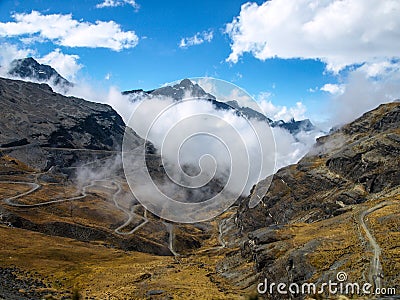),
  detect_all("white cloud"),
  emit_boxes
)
[195,77,261,112]
[196,77,307,122]
[328,67,400,125]
[320,83,345,95]
[179,30,213,48]
[96,0,140,11]
[194,77,218,96]
[272,126,323,171]
[0,11,139,51]
[0,43,33,74]
[359,60,400,78]
[258,92,307,122]
[64,80,324,201]
[225,0,400,72]
[308,87,317,93]
[124,94,276,197]
[38,49,82,80]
